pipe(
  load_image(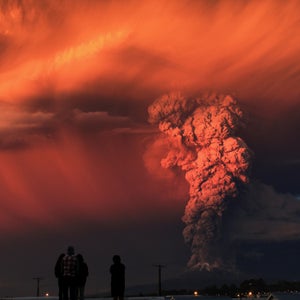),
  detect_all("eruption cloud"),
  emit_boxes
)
[148,92,252,270]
